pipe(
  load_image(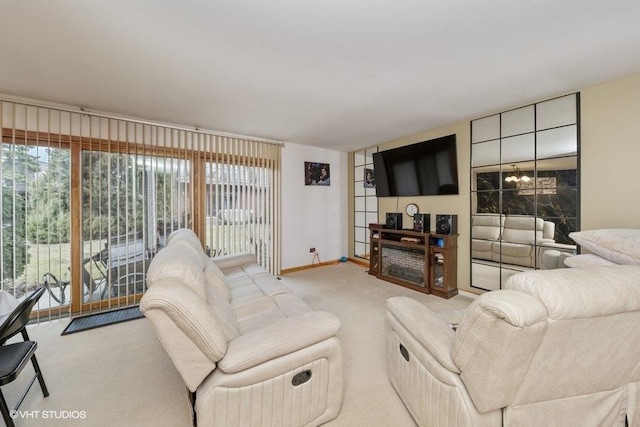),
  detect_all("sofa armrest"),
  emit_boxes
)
[218,311,341,374]
[211,252,258,271]
[539,242,577,253]
[387,297,459,373]
[537,238,555,245]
